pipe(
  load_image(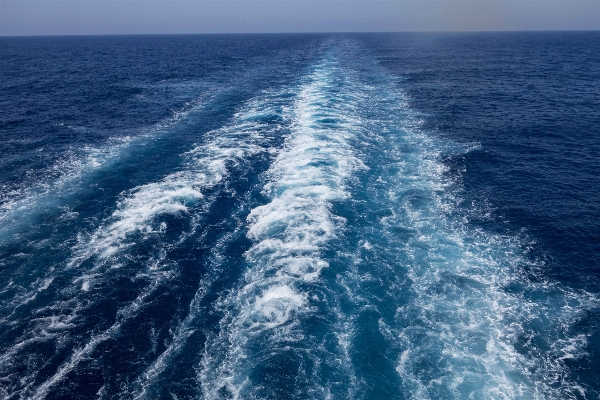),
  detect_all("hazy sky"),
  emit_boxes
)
[1,0,600,36]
